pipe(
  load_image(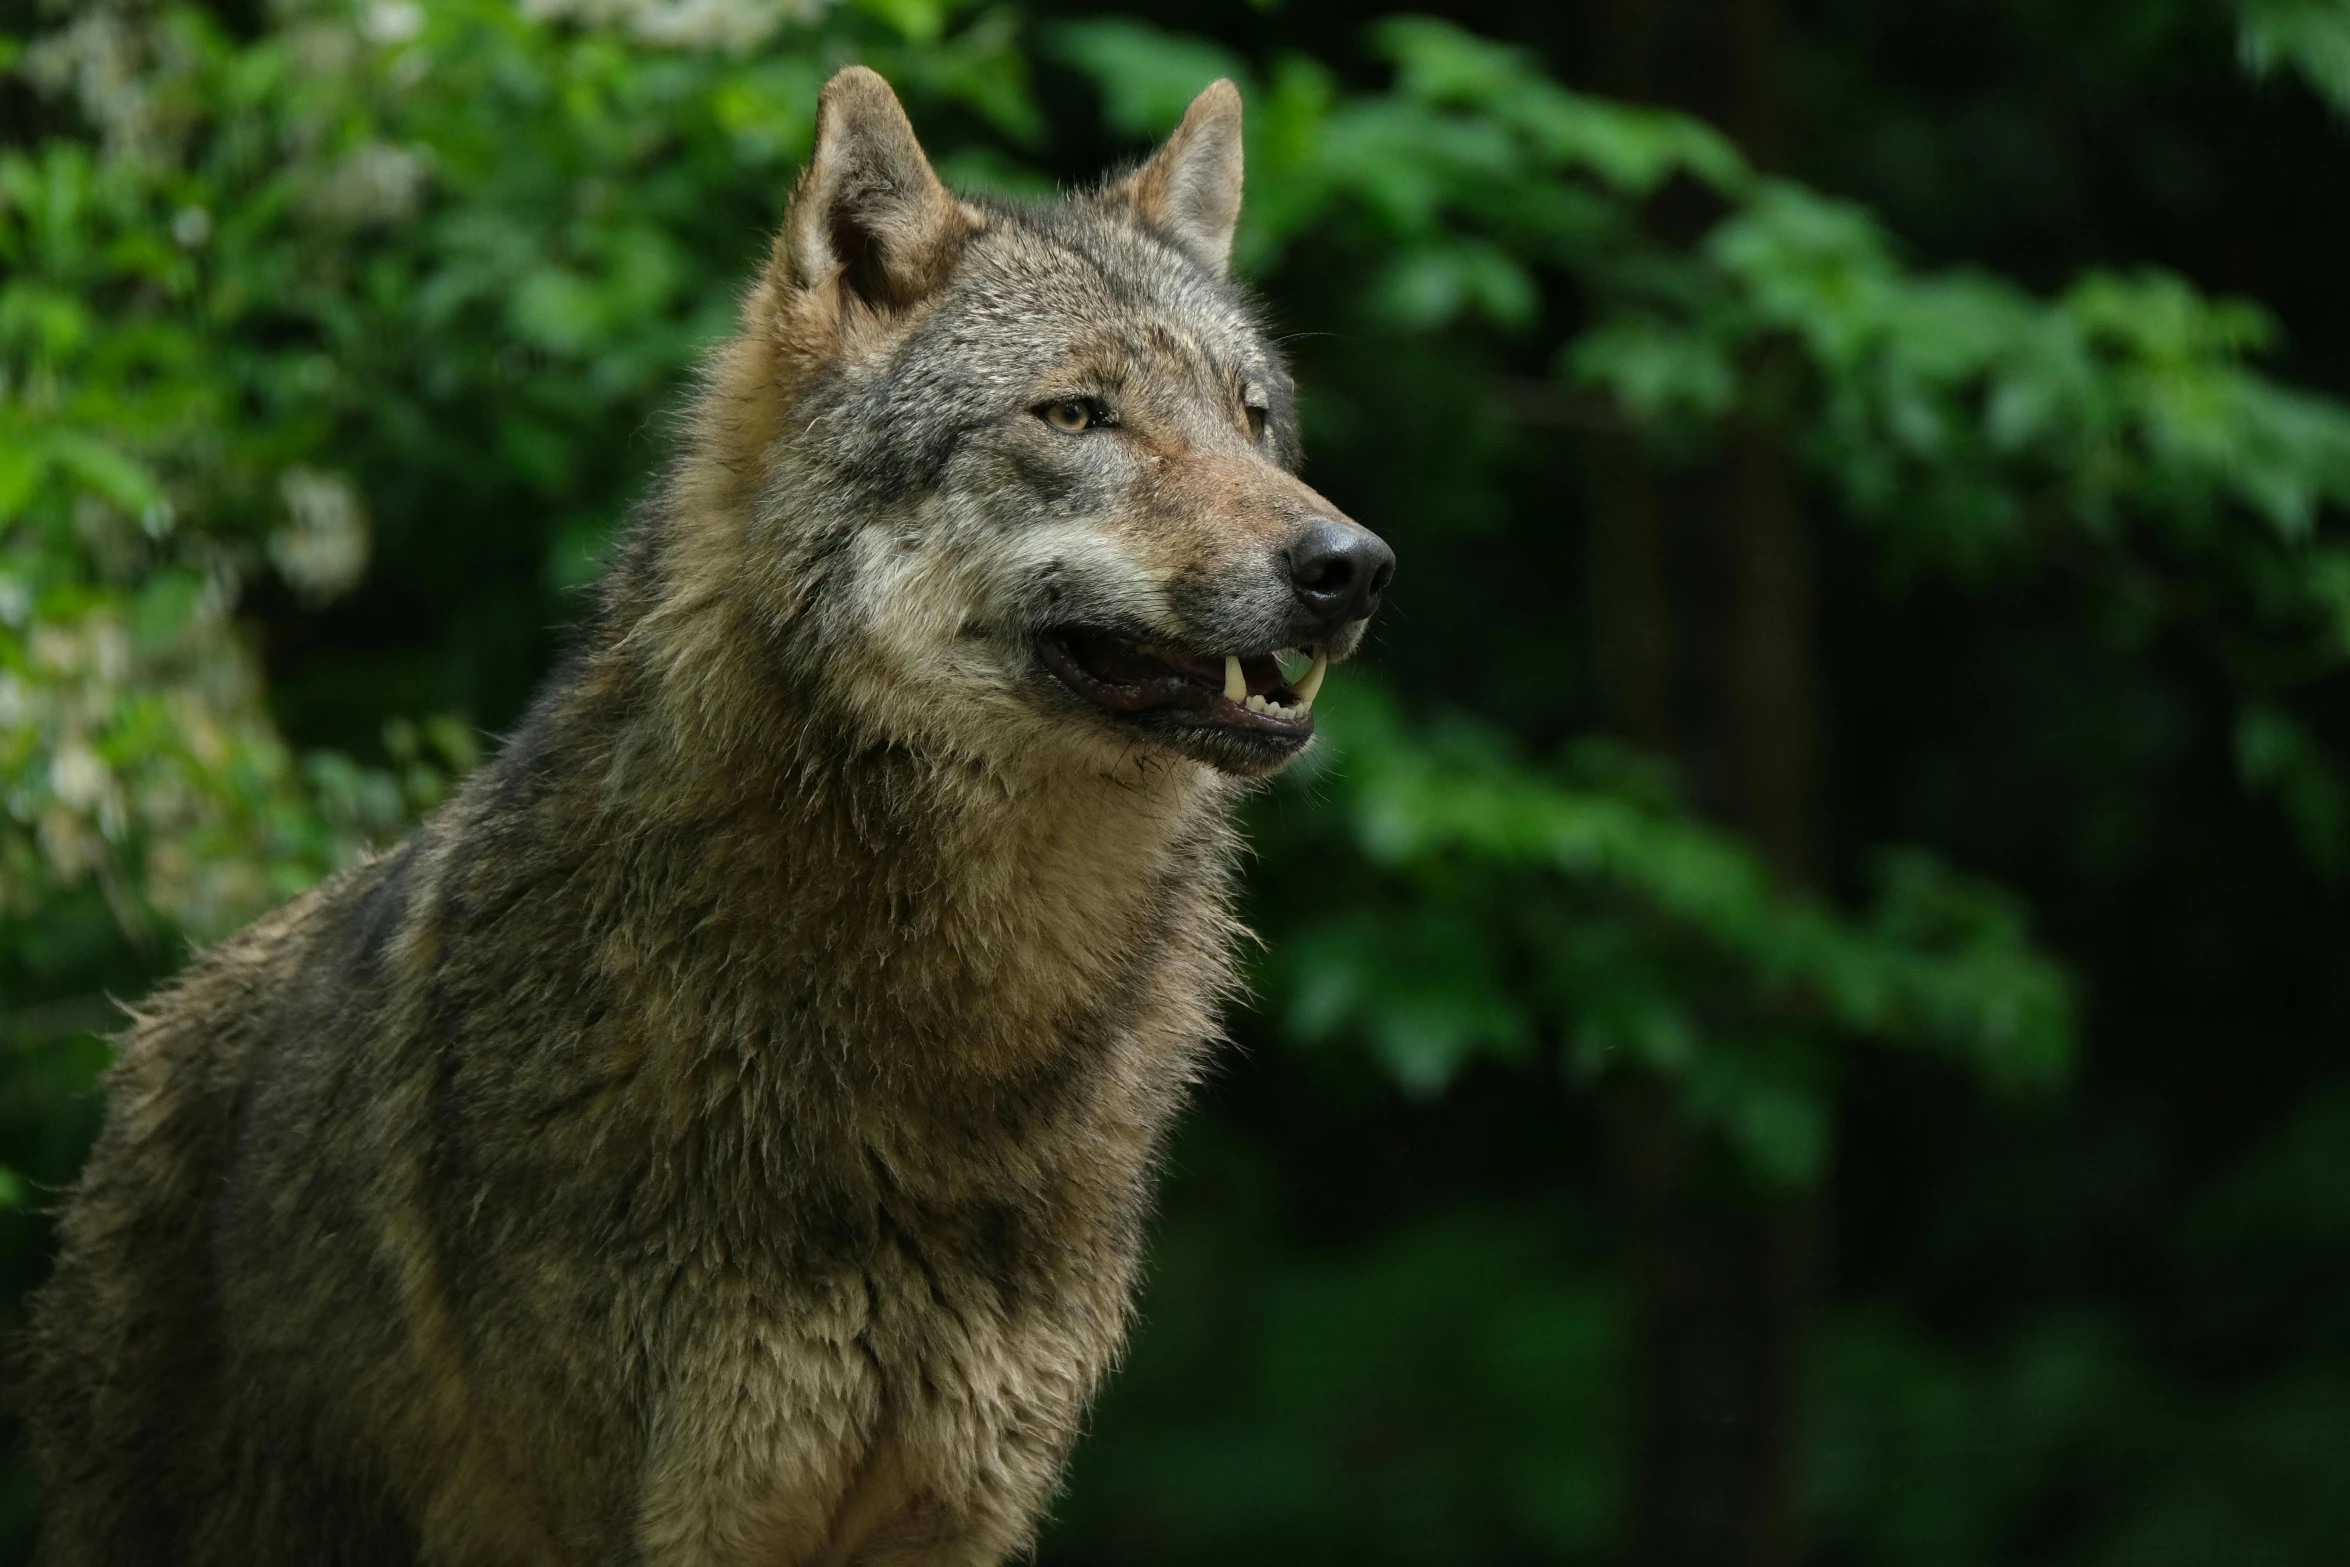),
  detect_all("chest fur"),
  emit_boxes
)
[616,982,1202,1567]
[391,729,1241,1562]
